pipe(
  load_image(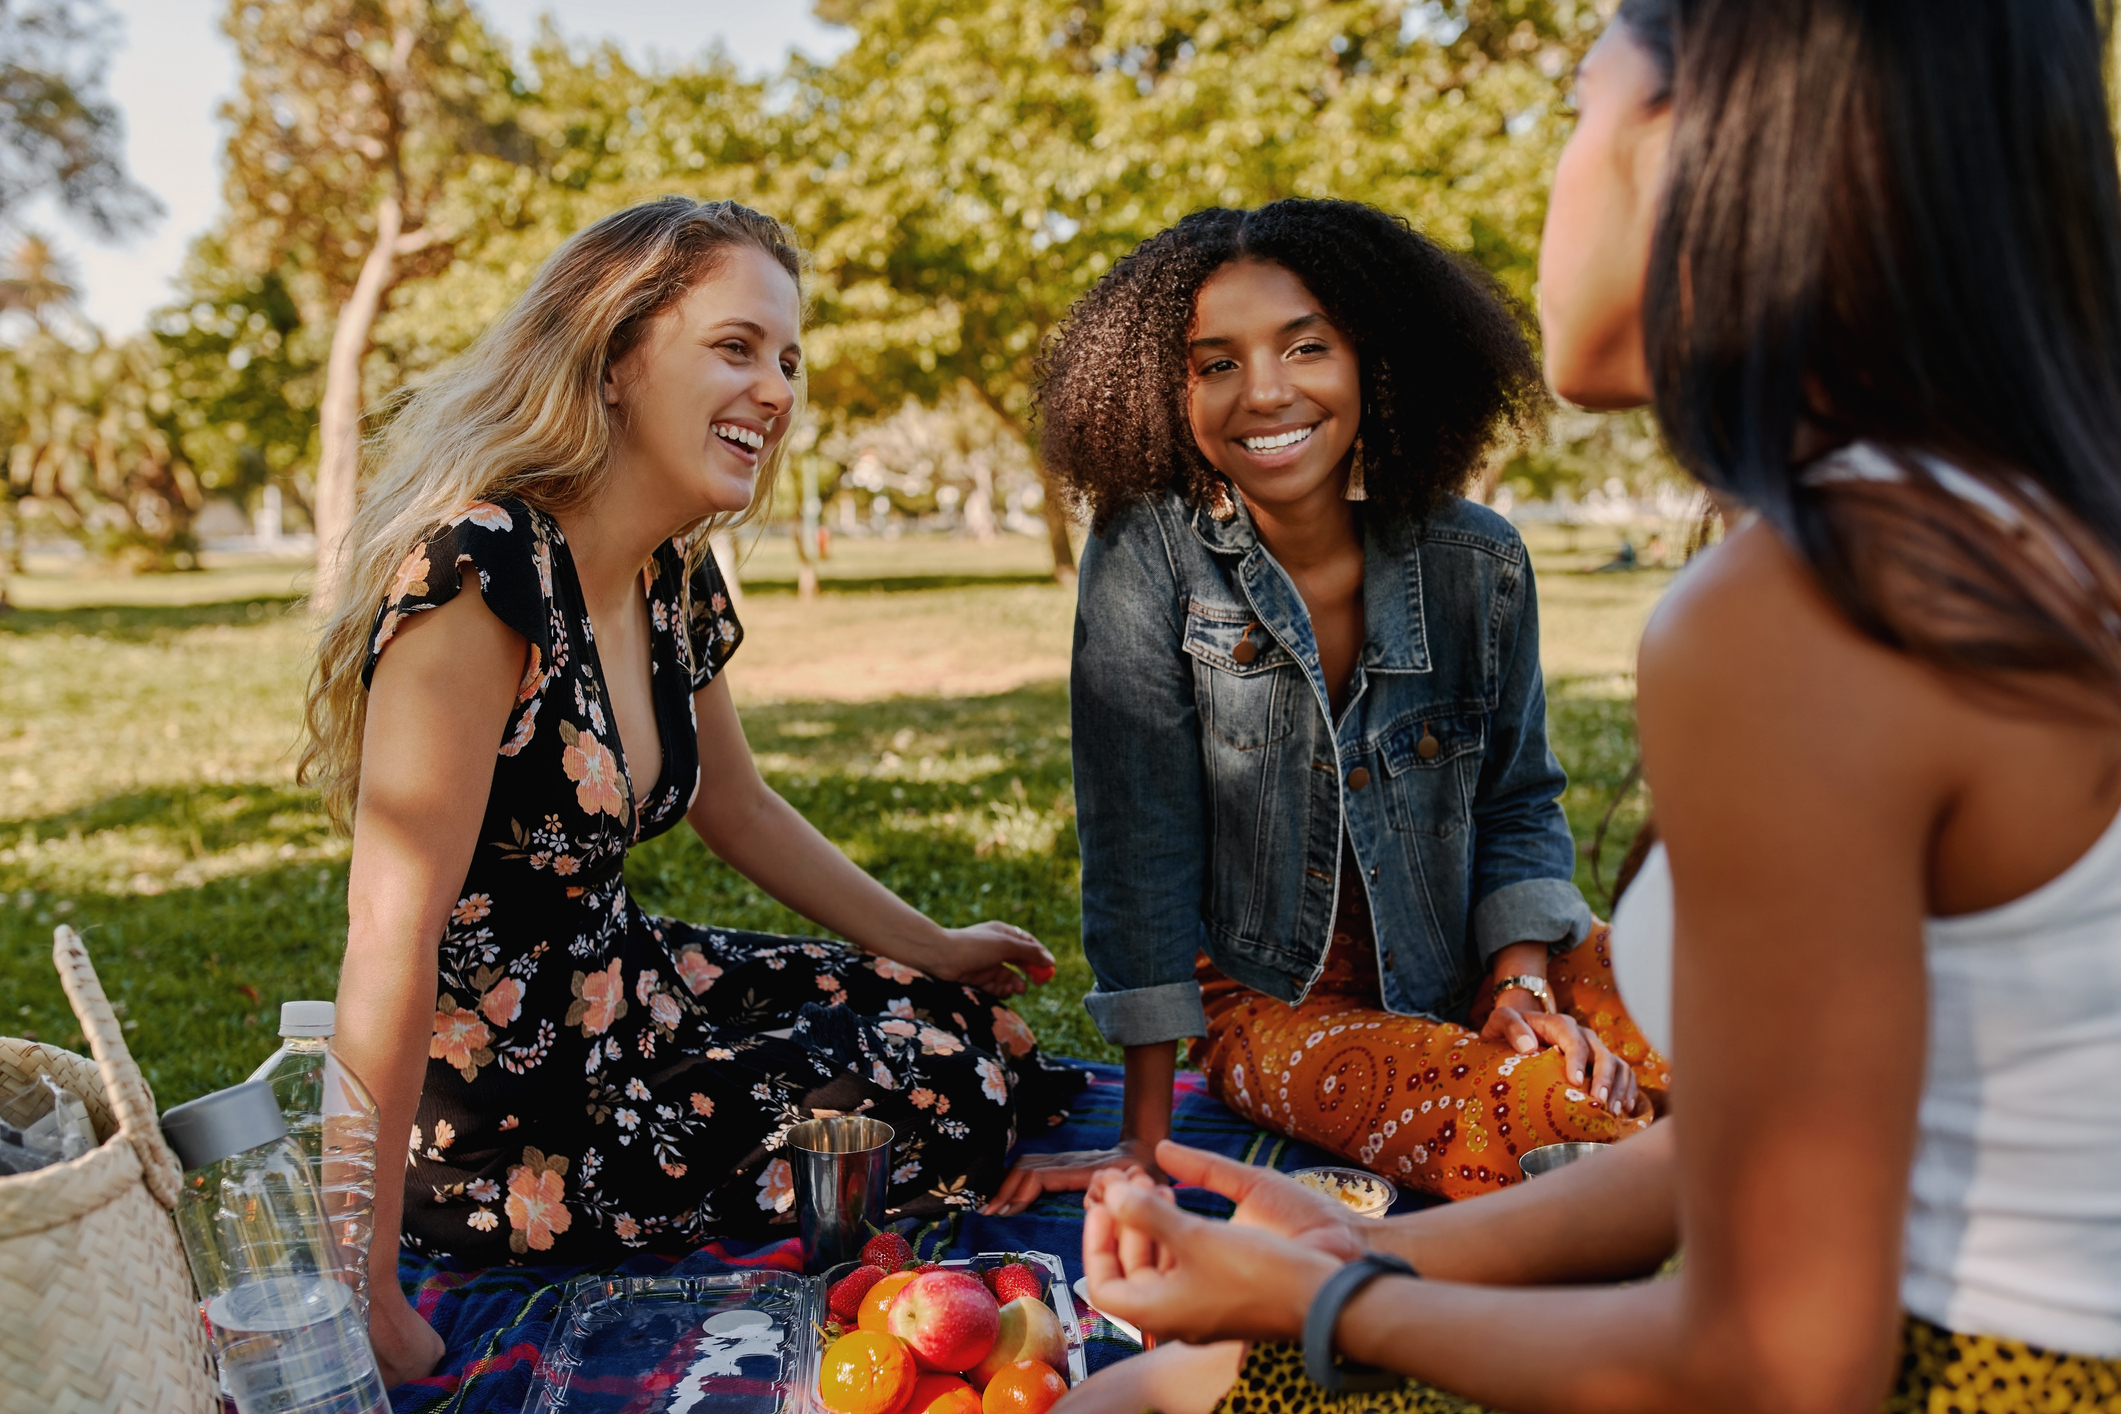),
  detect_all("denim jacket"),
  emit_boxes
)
[1071,491,1591,1047]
